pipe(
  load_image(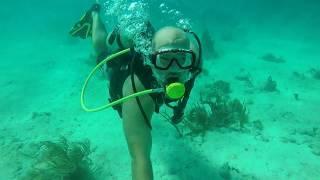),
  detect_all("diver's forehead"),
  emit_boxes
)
[153,31,190,50]
[155,42,190,51]
[157,44,185,50]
